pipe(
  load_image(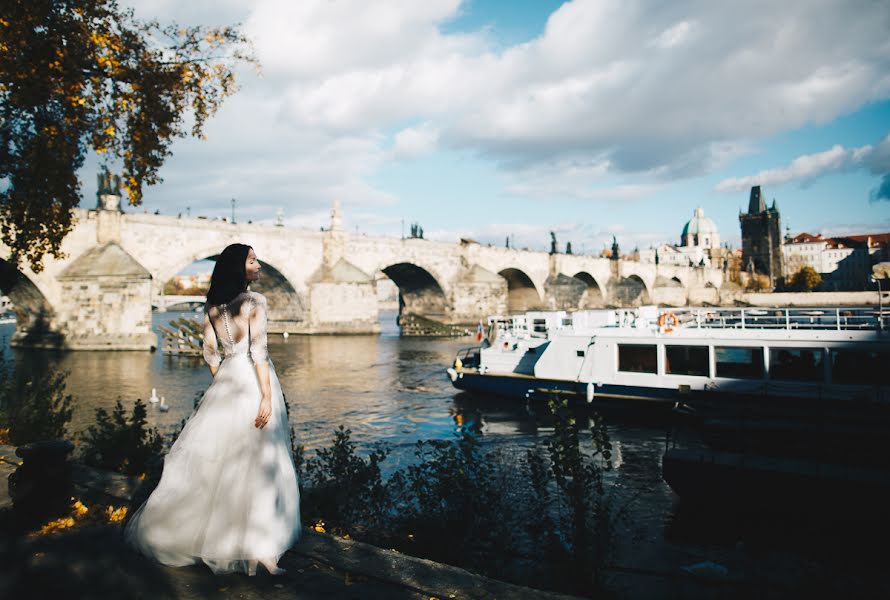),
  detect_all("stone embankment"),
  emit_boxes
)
[737,290,888,307]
